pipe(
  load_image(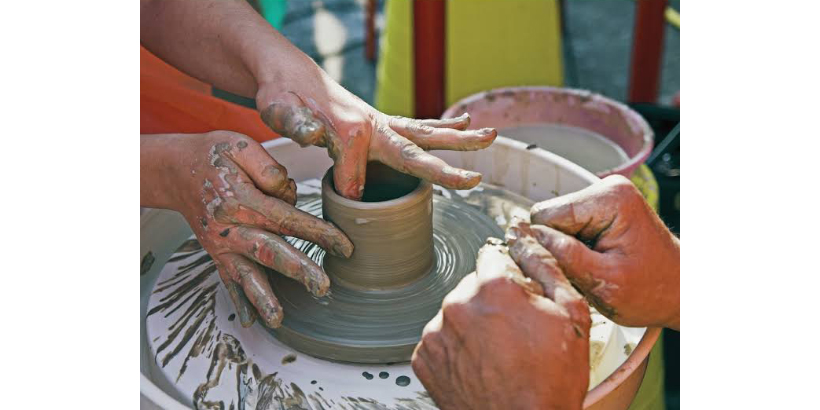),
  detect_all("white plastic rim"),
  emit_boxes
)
[140,136,644,409]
